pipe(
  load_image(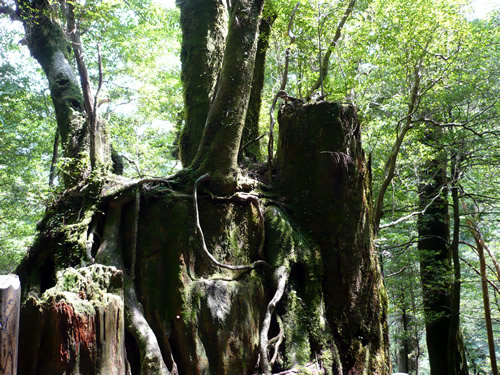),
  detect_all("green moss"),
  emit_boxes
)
[181,279,203,324]
[283,290,311,366]
[37,265,123,315]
